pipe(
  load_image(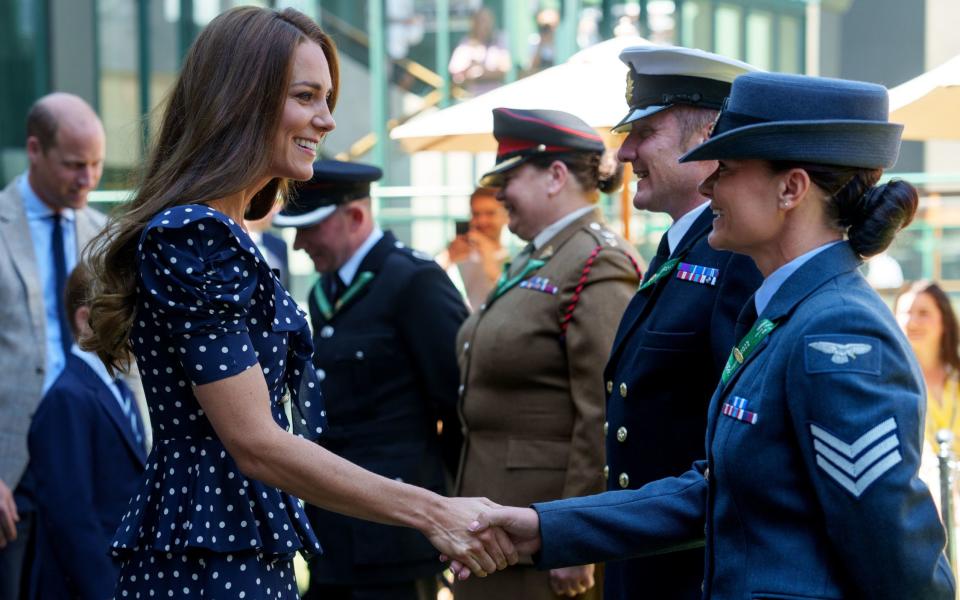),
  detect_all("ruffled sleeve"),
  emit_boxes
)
[138,212,259,386]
